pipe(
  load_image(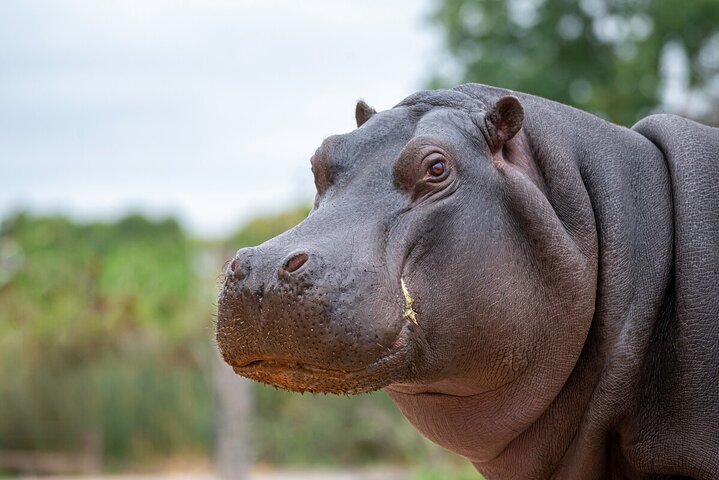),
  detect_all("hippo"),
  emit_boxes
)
[216,83,719,479]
